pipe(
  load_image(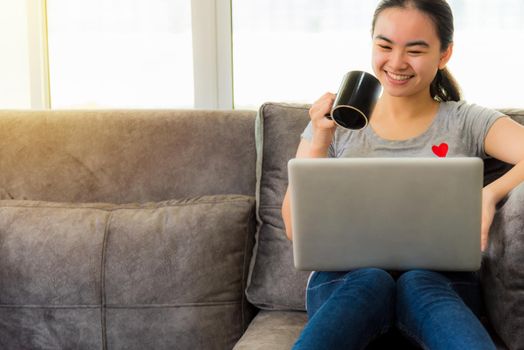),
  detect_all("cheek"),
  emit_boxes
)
[412,59,439,79]
[371,51,387,73]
